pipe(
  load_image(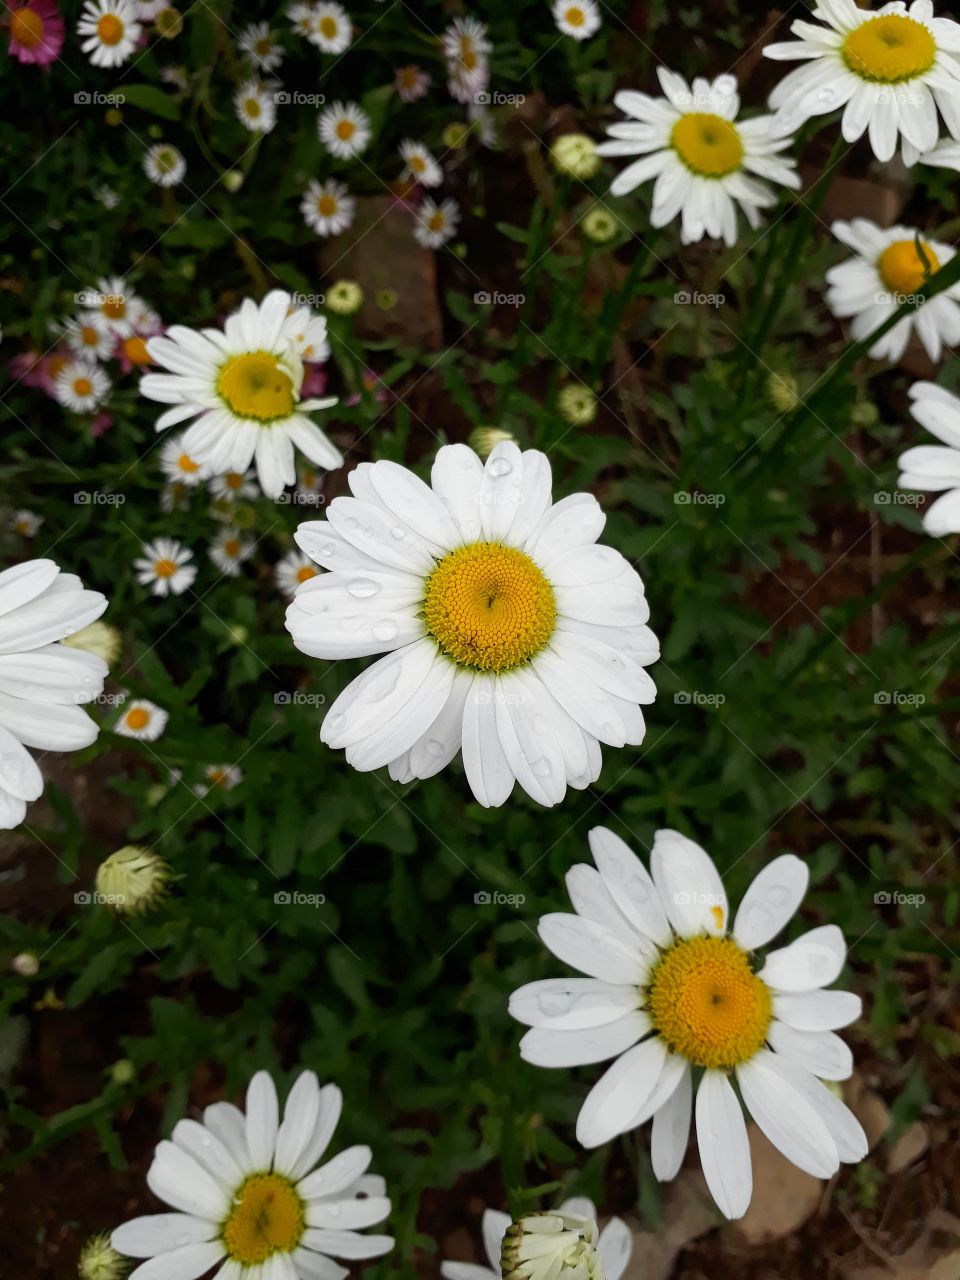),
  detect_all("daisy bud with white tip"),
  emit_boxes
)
[96,846,170,915]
